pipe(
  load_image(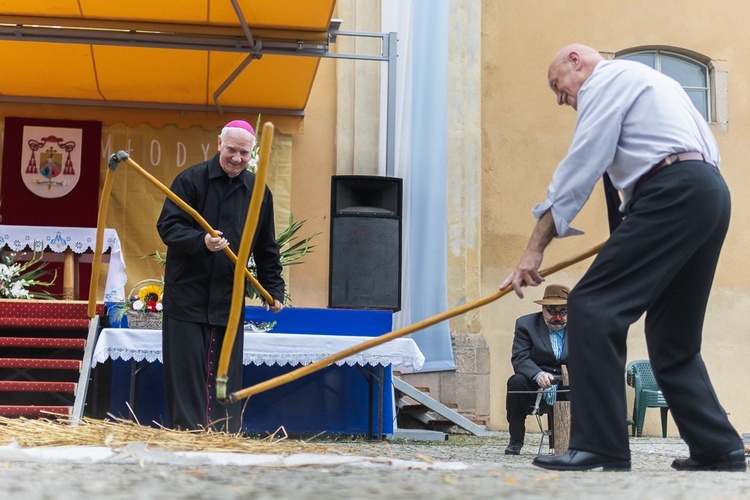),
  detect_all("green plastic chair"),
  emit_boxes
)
[626,360,669,437]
